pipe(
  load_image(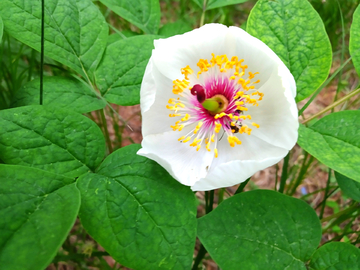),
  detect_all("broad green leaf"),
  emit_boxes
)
[0,0,108,77]
[0,15,3,42]
[95,35,157,106]
[198,190,321,270]
[206,0,249,10]
[247,0,332,101]
[159,20,192,38]
[191,0,203,9]
[78,144,197,270]
[298,111,360,183]
[335,171,360,202]
[0,165,80,270]
[11,76,106,113]
[309,242,360,270]
[350,4,360,76]
[107,30,139,45]
[191,0,248,10]
[0,105,105,178]
[98,0,160,34]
